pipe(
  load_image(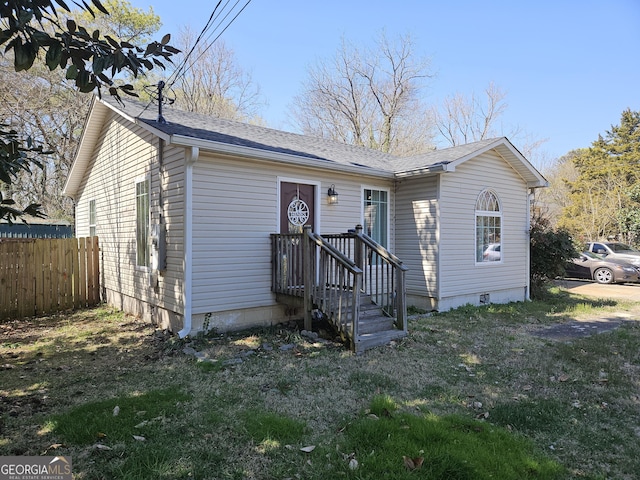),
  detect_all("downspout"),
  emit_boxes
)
[525,188,534,301]
[178,146,199,338]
